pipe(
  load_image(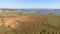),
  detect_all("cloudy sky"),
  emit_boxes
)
[0,0,60,9]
